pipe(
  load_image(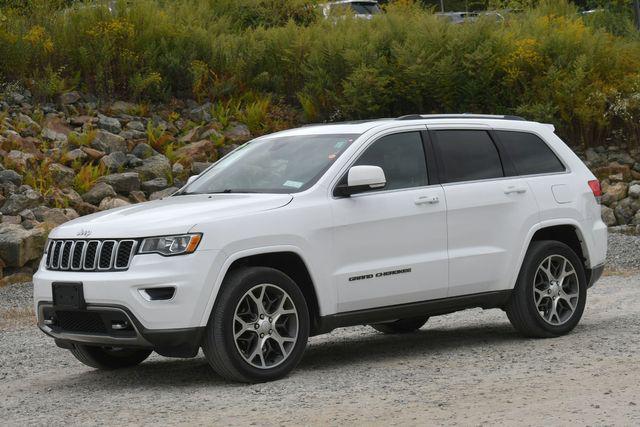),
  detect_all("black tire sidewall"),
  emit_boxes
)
[518,241,587,335]
[210,267,310,382]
